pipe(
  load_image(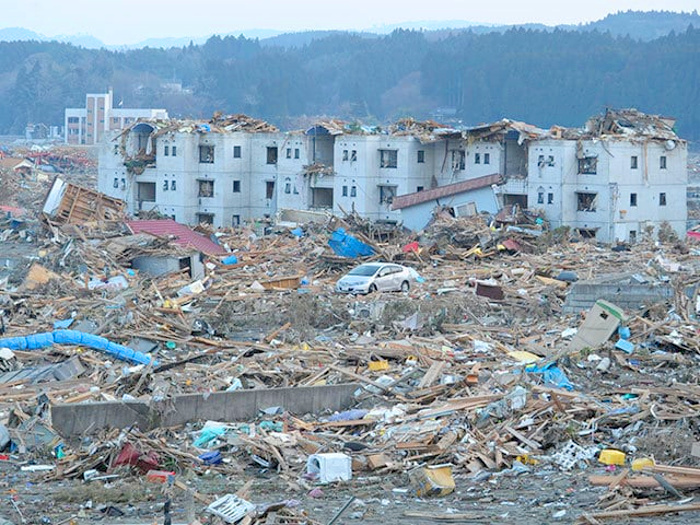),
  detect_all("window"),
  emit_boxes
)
[578,157,597,174]
[484,153,490,165]
[417,150,425,163]
[163,180,169,191]
[537,191,544,204]
[631,156,638,169]
[379,185,397,204]
[547,155,554,166]
[474,152,481,164]
[267,146,278,165]
[233,145,241,158]
[198,180,214,197]
[452,150,465,170]
[630,193,637,207]
[232,215,240,226]
[266,181,275,199]
[164,145,169,156]
[171,146,177,157]
[380,149,398,168]
[630,230,637,243]
[350,186,357,197]
[171,180,176,191]
[68,117,79,124]
[137,182,156,202]
[284,178,291,194]
[293,185,299,195]
[350,150,357,162]
[113,177,118,188]
[342,150,348,161]
[577,192,597,211]
[547,193,554,204]
[342,185,348,197]
[659,192,667,206]
[538,155,545,167]
[660,156,667,169]
[197,213,214,225]
[417,186,424,192]
[233,180,241,193]
[199,145,214,163]
[286,148,292,159]
[294,148,300,159]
